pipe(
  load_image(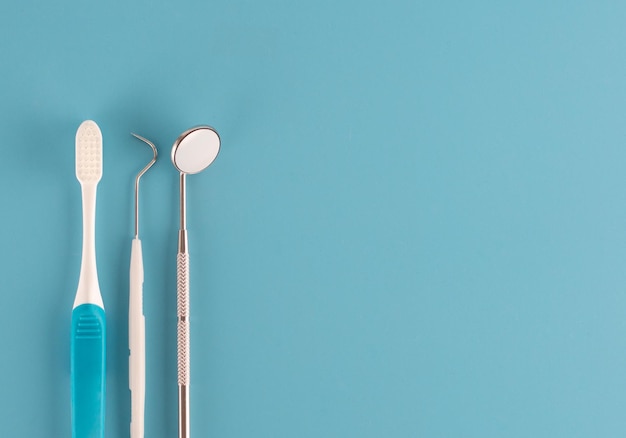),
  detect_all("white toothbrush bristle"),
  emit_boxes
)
[75,120,103,184]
